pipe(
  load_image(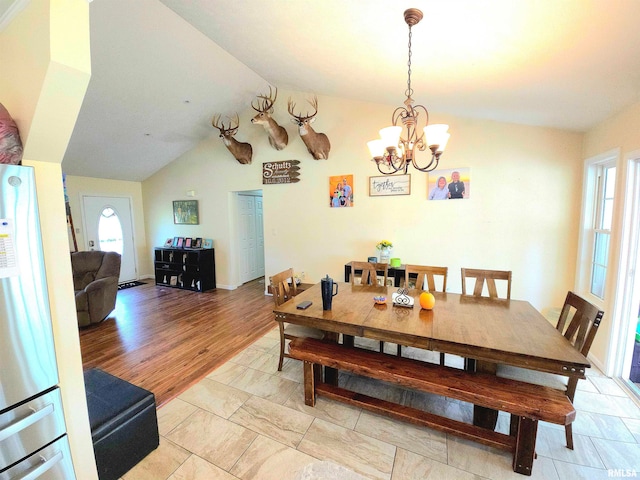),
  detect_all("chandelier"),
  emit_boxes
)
[368,8,450,175]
